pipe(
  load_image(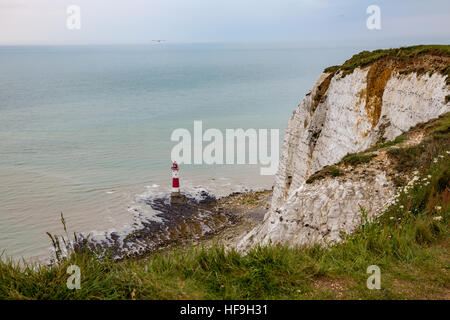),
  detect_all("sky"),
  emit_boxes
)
[0,0,449,46]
